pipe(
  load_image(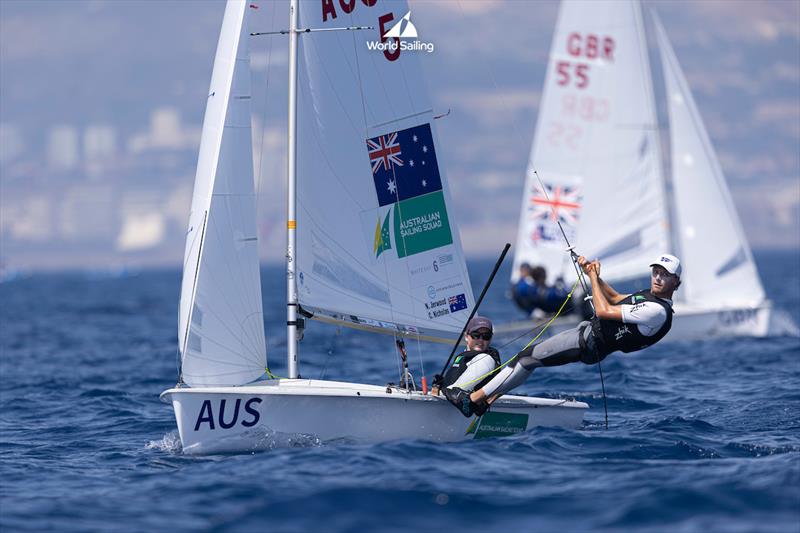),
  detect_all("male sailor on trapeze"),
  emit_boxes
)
[444,254,681,417]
